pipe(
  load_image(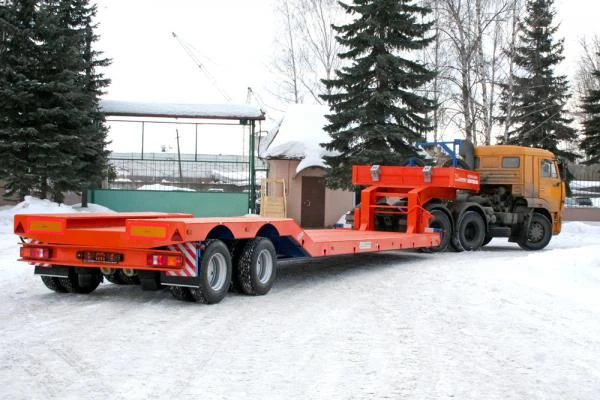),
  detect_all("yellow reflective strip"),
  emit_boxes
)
[130,225,167,238]
[29,220,62,232]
